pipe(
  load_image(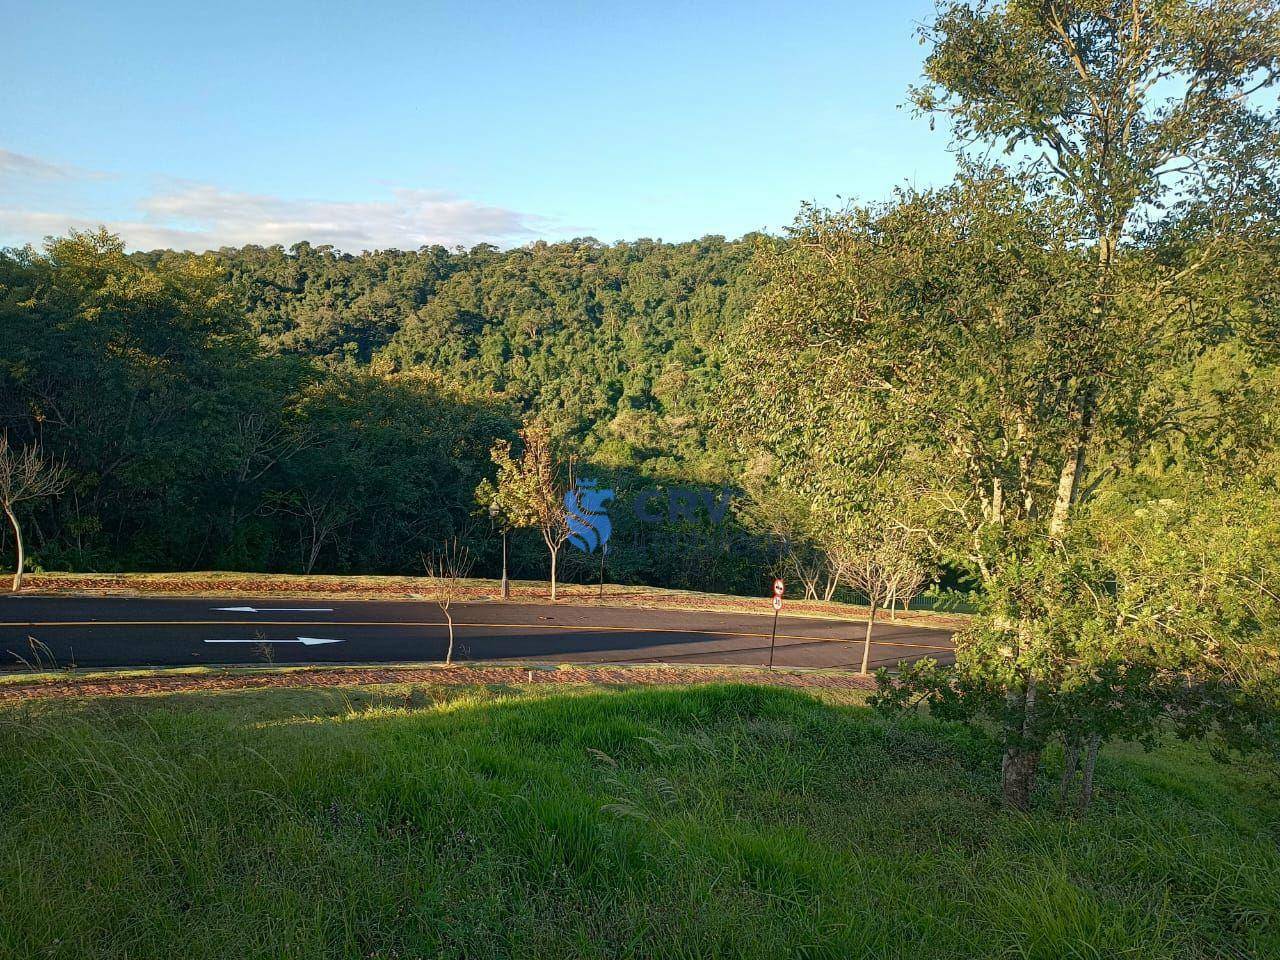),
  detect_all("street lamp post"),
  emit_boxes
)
[501,526,509,600]
[489,502,510,600]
